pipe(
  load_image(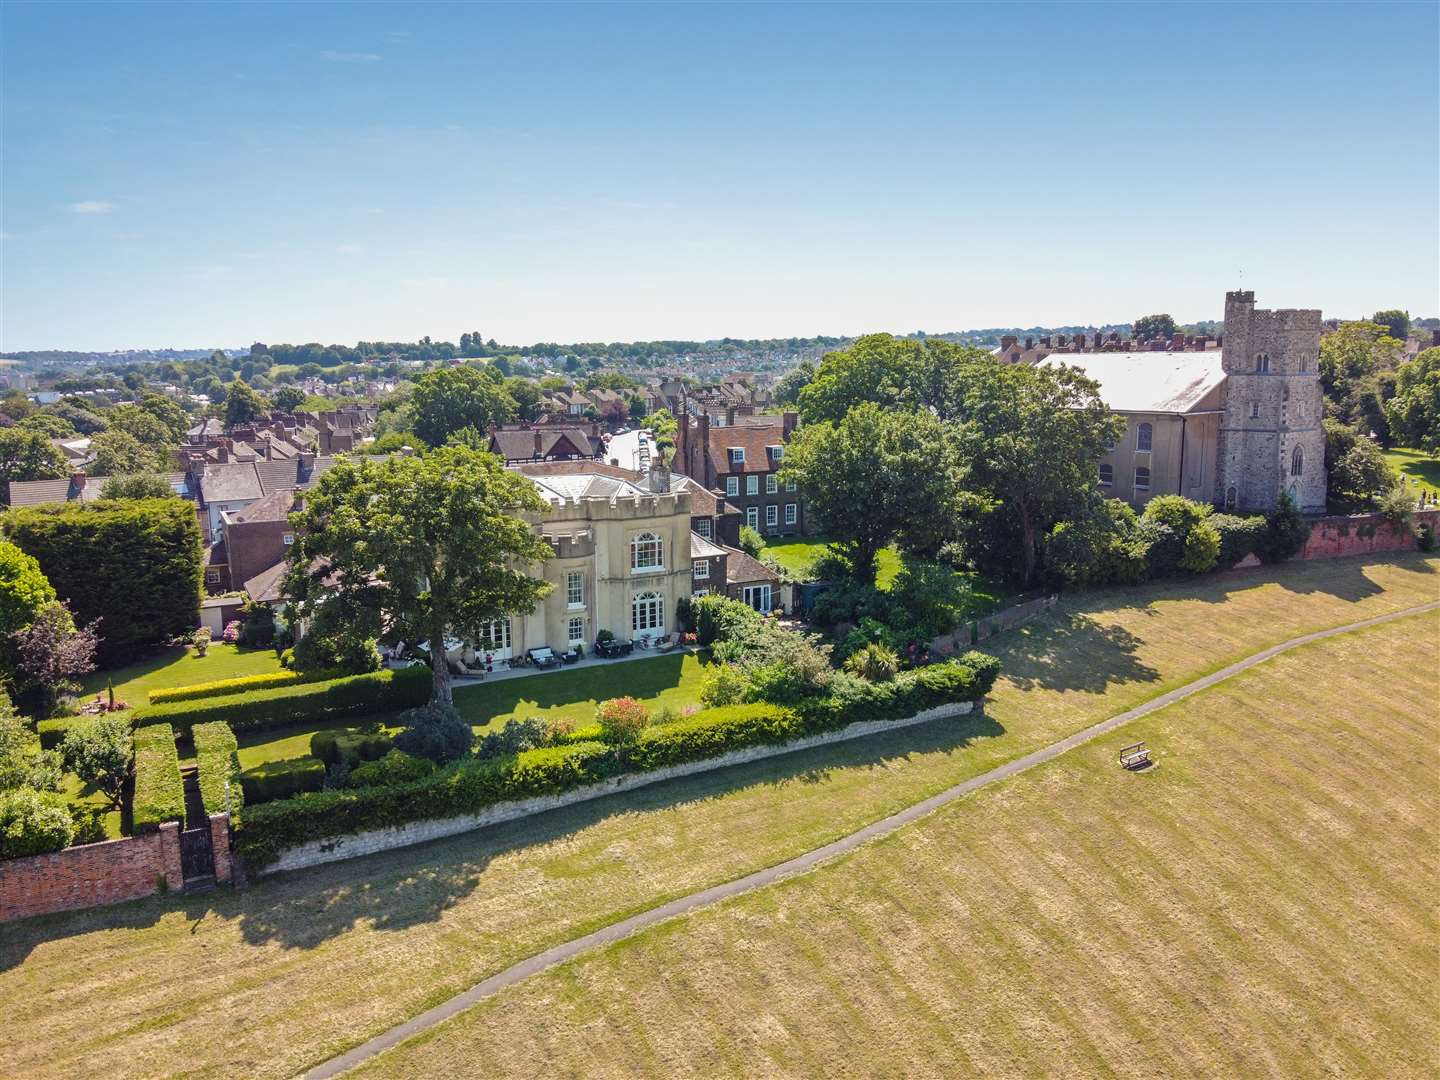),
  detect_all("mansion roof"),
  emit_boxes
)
[1039,351,1226,414]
